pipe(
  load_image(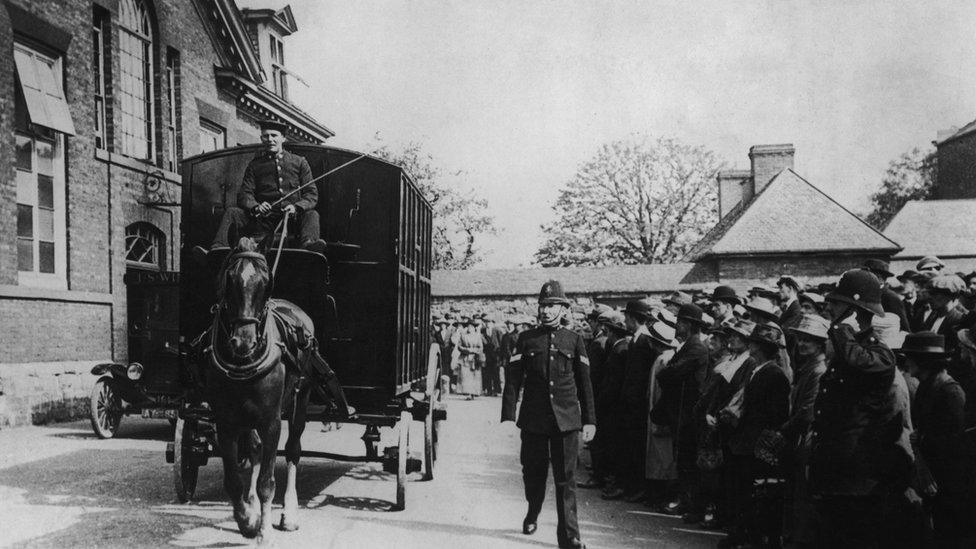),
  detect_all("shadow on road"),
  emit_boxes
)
[355,516,556,547]
[312,494,395,512]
